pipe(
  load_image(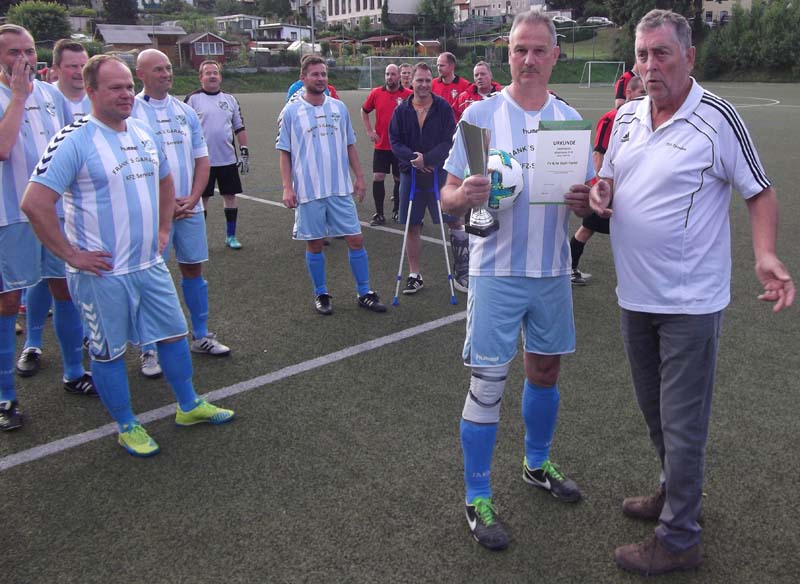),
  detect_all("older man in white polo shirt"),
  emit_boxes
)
[591,9,794,576]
